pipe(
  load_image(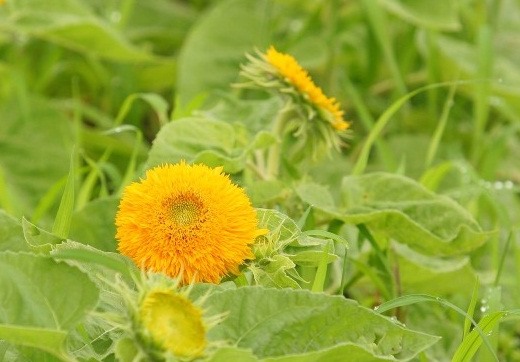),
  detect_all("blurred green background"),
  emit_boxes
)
[1,1,519,360]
